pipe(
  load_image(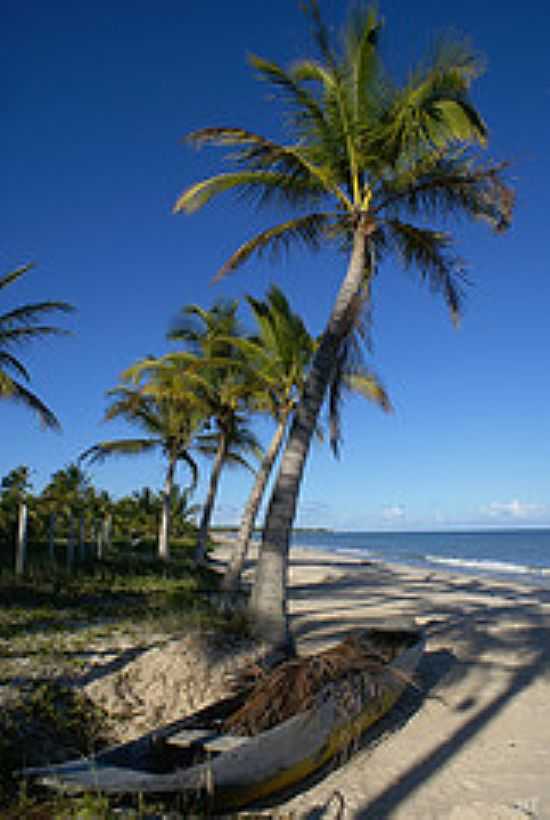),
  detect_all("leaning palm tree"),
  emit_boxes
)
[81,373,201,560]
[222,284,390,591]
[1,264,73,428]
[221,286,315,590]
[175,4,513,651]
